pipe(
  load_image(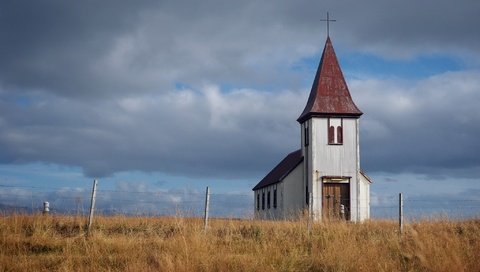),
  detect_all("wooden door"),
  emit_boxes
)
[322,183,350,220]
